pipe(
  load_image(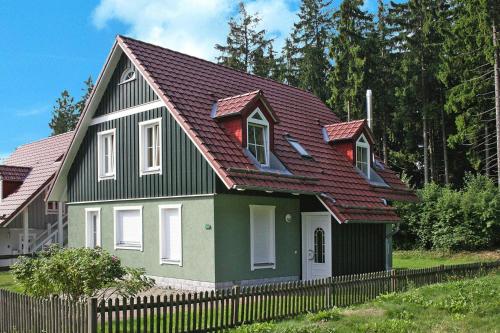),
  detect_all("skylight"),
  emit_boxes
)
[287,137,311,158]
